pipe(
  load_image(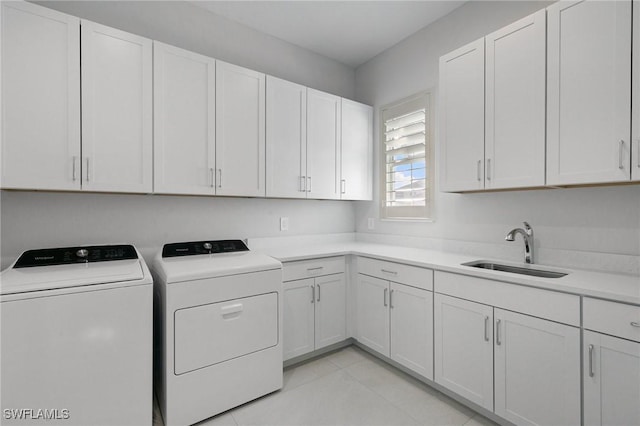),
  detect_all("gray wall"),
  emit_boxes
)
[354,1,640,259]
[1,1,357,267]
